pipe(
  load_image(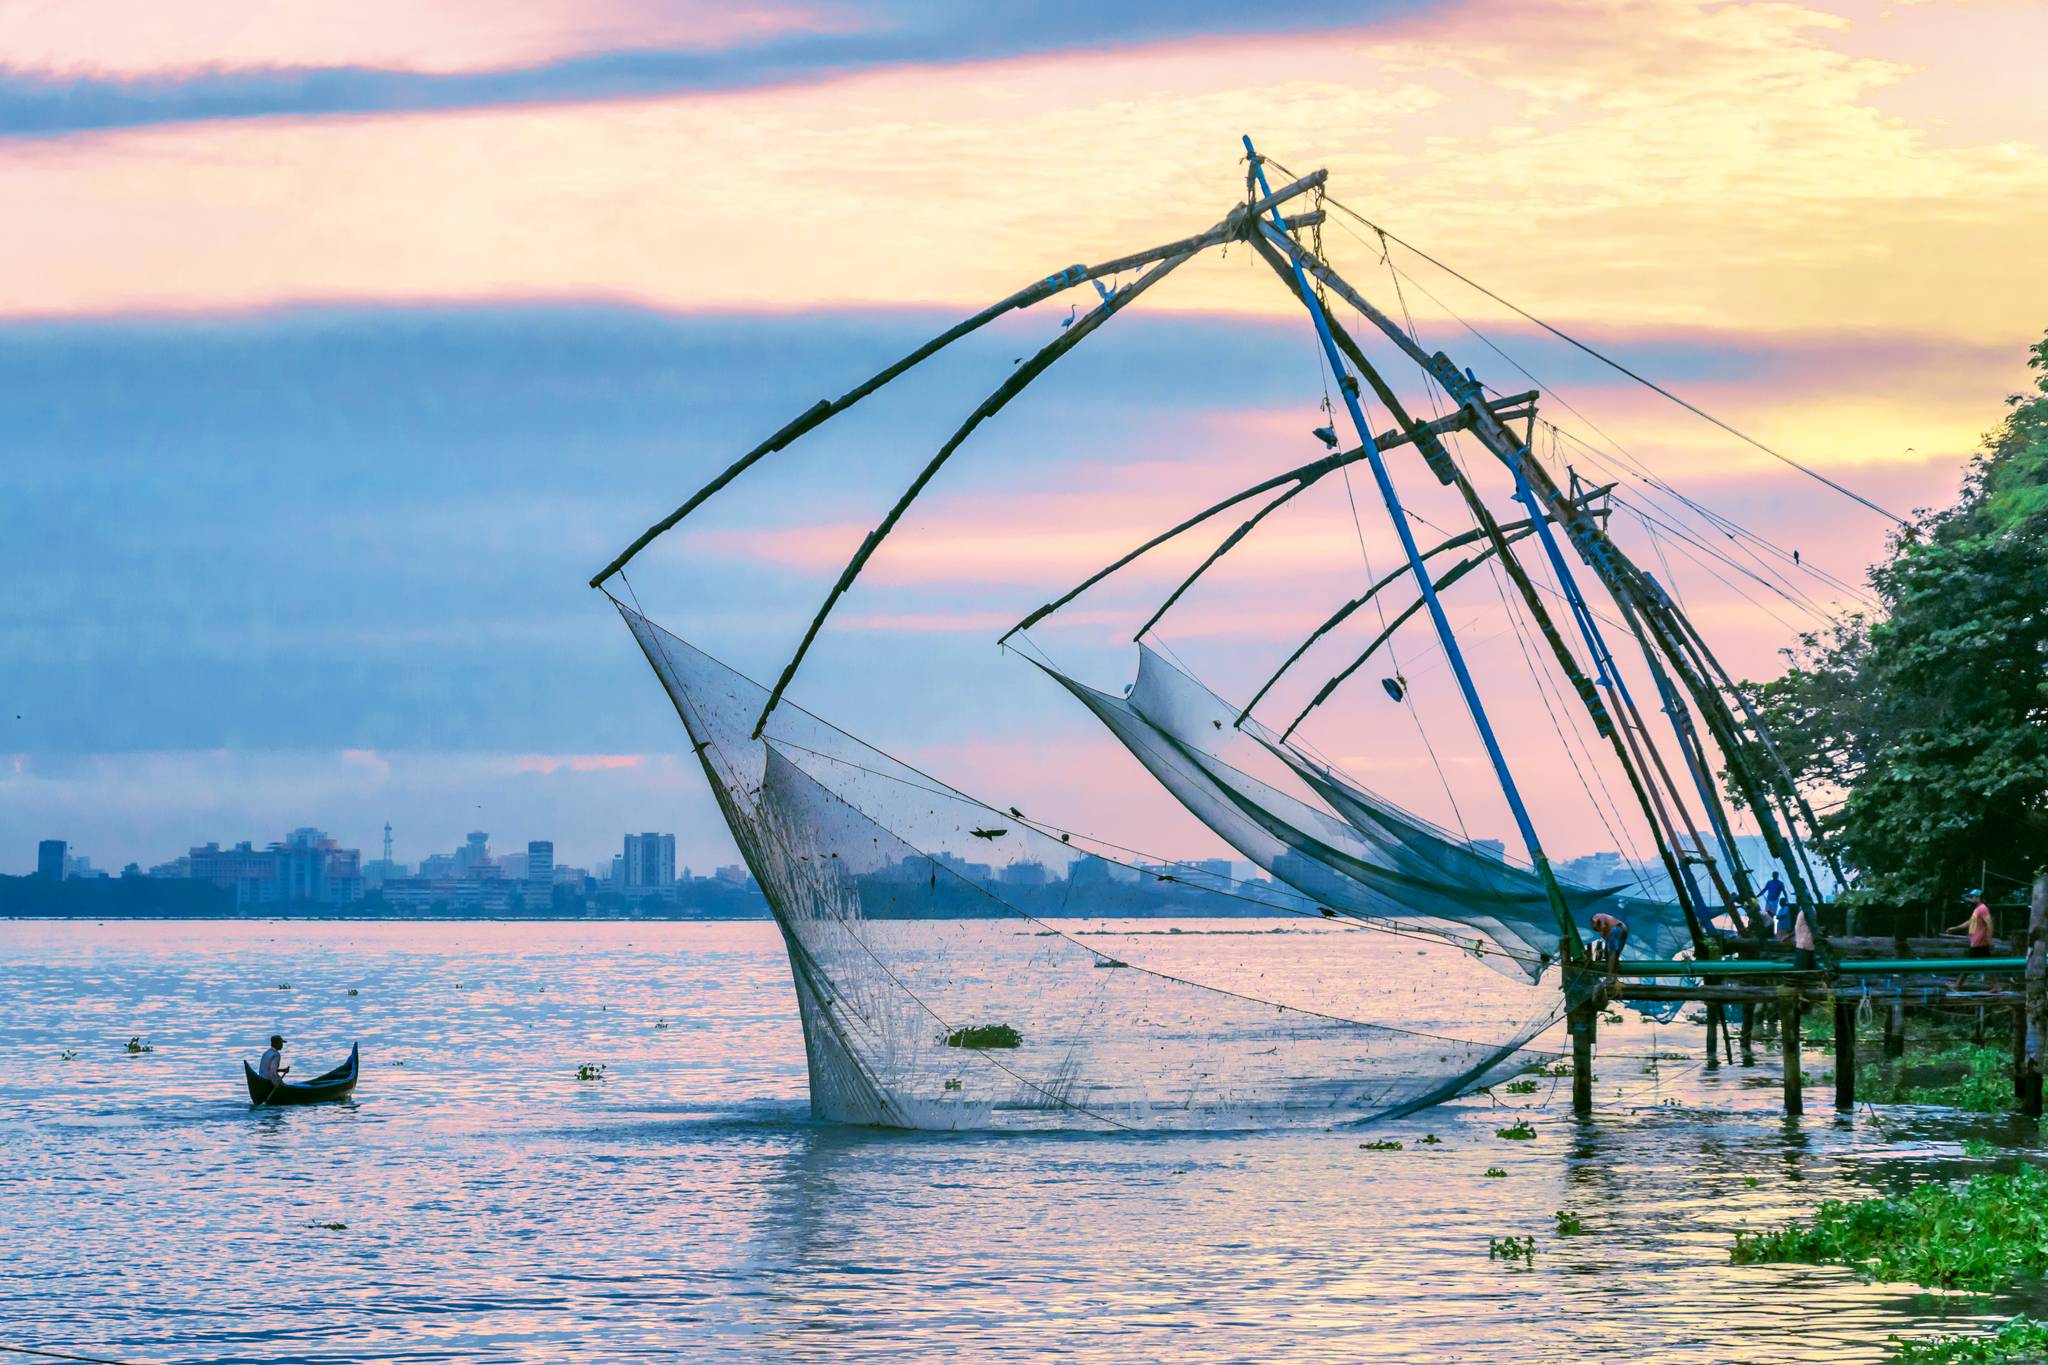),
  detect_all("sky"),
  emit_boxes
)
[1,0,2043,876]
